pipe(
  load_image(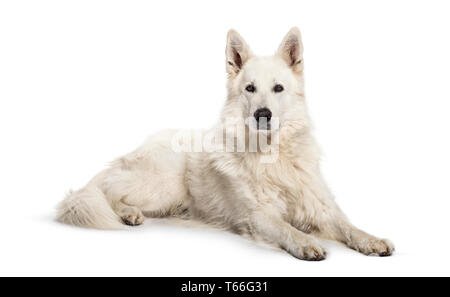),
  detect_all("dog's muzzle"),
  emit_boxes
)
[254,108,272,130]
